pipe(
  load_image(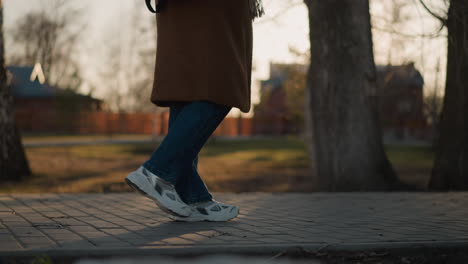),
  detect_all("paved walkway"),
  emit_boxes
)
[0,192,467,258]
